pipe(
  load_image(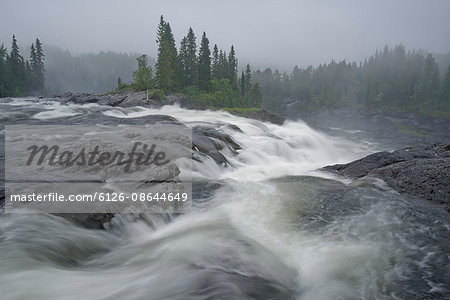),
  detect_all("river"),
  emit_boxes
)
[0,97,448,300]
